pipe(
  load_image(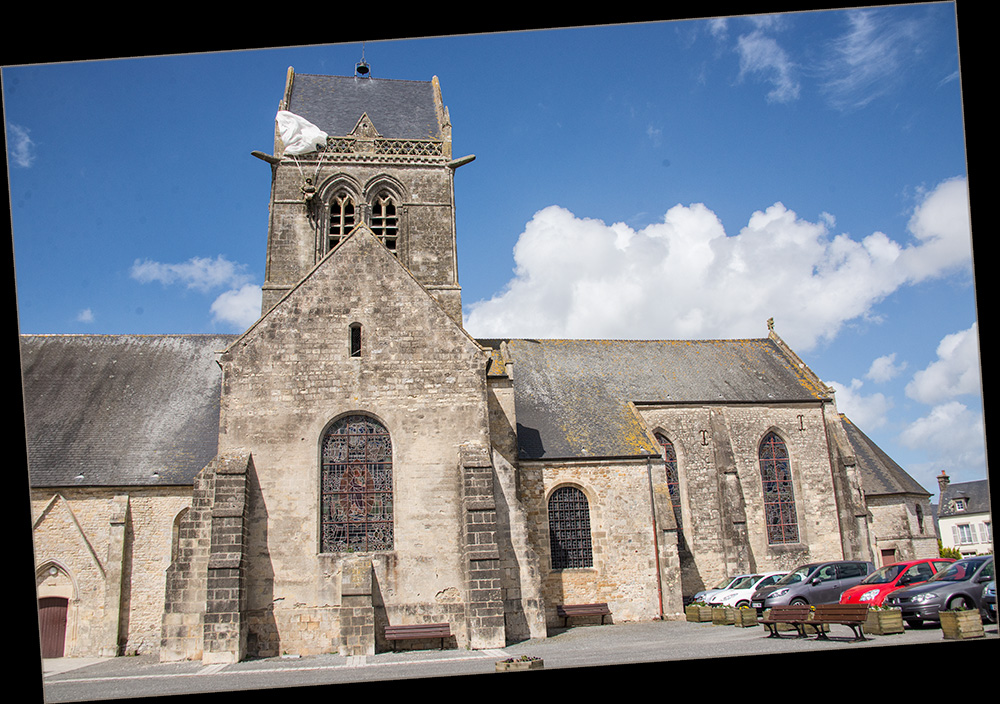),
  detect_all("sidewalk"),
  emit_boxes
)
[40,618,998,701]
